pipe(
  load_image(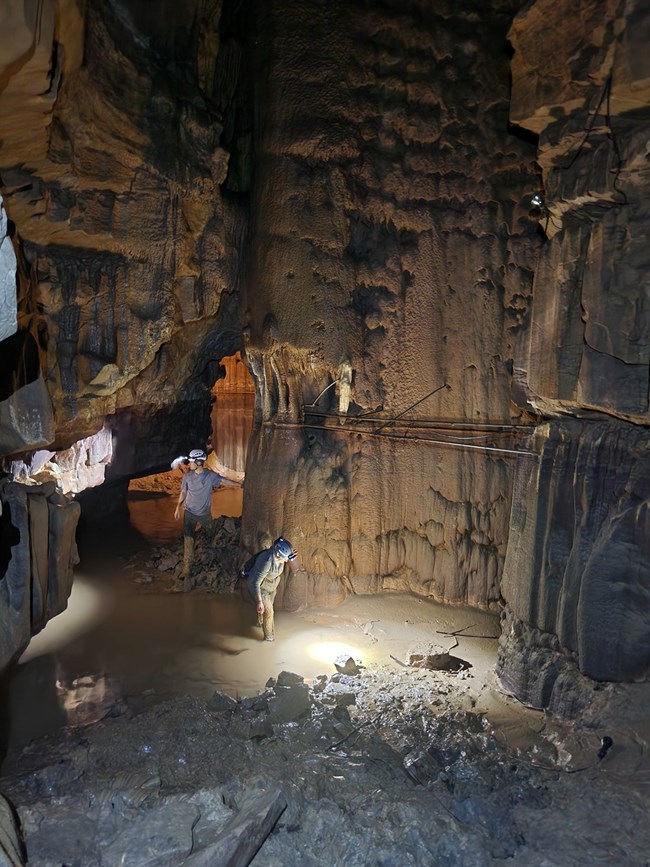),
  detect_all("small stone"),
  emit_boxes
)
[334,656,360,675]
[276,671,305,687]
[134,574,153,584]
[207,691,238,712]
